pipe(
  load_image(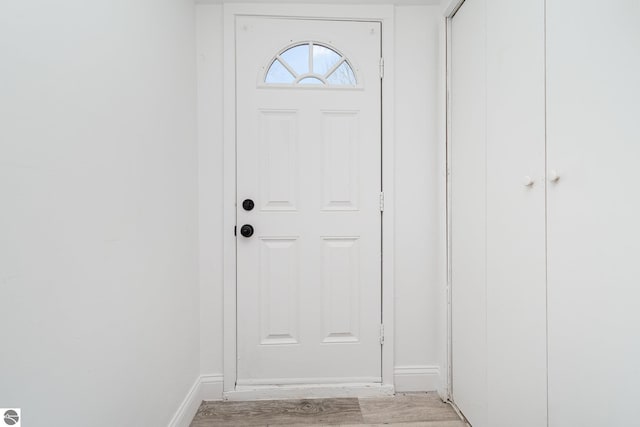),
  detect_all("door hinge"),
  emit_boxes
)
[379,192,385,212]
[234,225,237,236]
[379,57,384,79]
[379,324,385,345]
